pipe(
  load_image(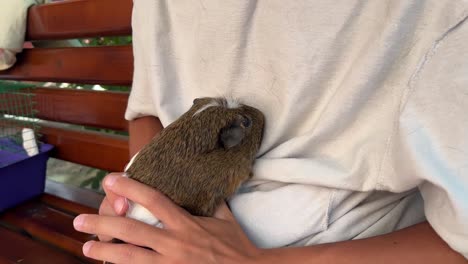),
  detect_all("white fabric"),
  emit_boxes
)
[0,0,62,70]
[0,0,36,70]
[127,0,468,258]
